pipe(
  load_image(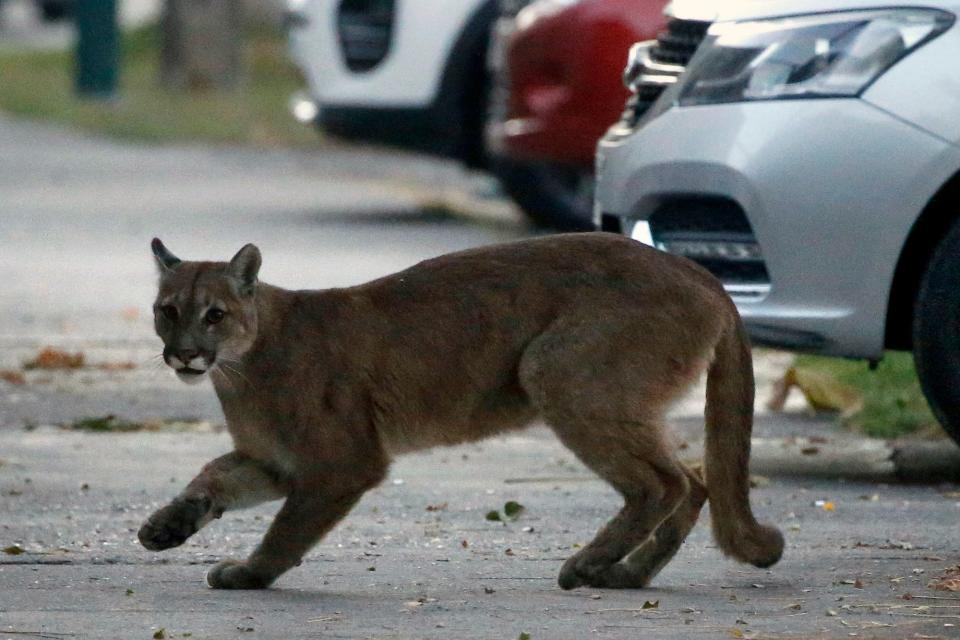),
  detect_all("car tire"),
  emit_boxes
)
[39,0,69,21]
[912,218,960,446]
[491,158,596,231]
